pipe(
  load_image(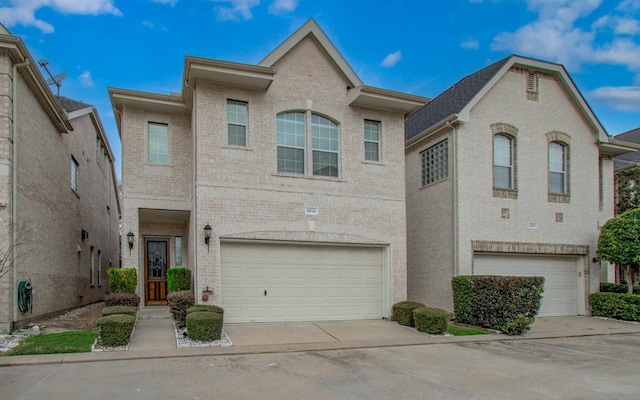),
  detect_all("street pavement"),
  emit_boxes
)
[1,333,638,399]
